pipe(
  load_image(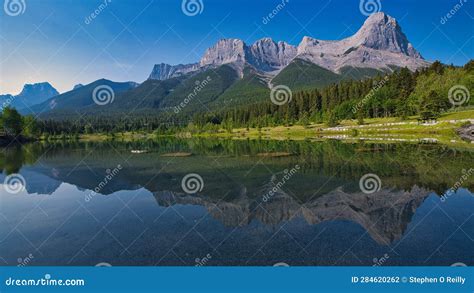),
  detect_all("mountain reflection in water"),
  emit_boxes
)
[0,139,473,266]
